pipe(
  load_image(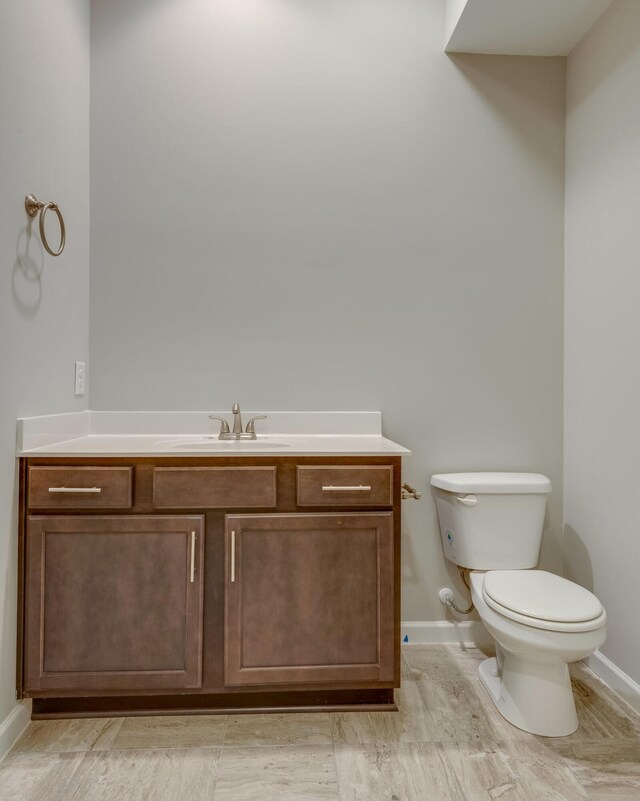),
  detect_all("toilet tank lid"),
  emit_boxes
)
[430,472,552,494]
